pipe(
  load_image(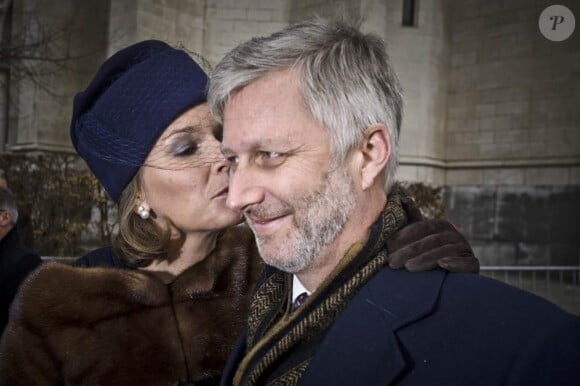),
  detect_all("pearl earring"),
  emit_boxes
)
[137,205,150,220]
